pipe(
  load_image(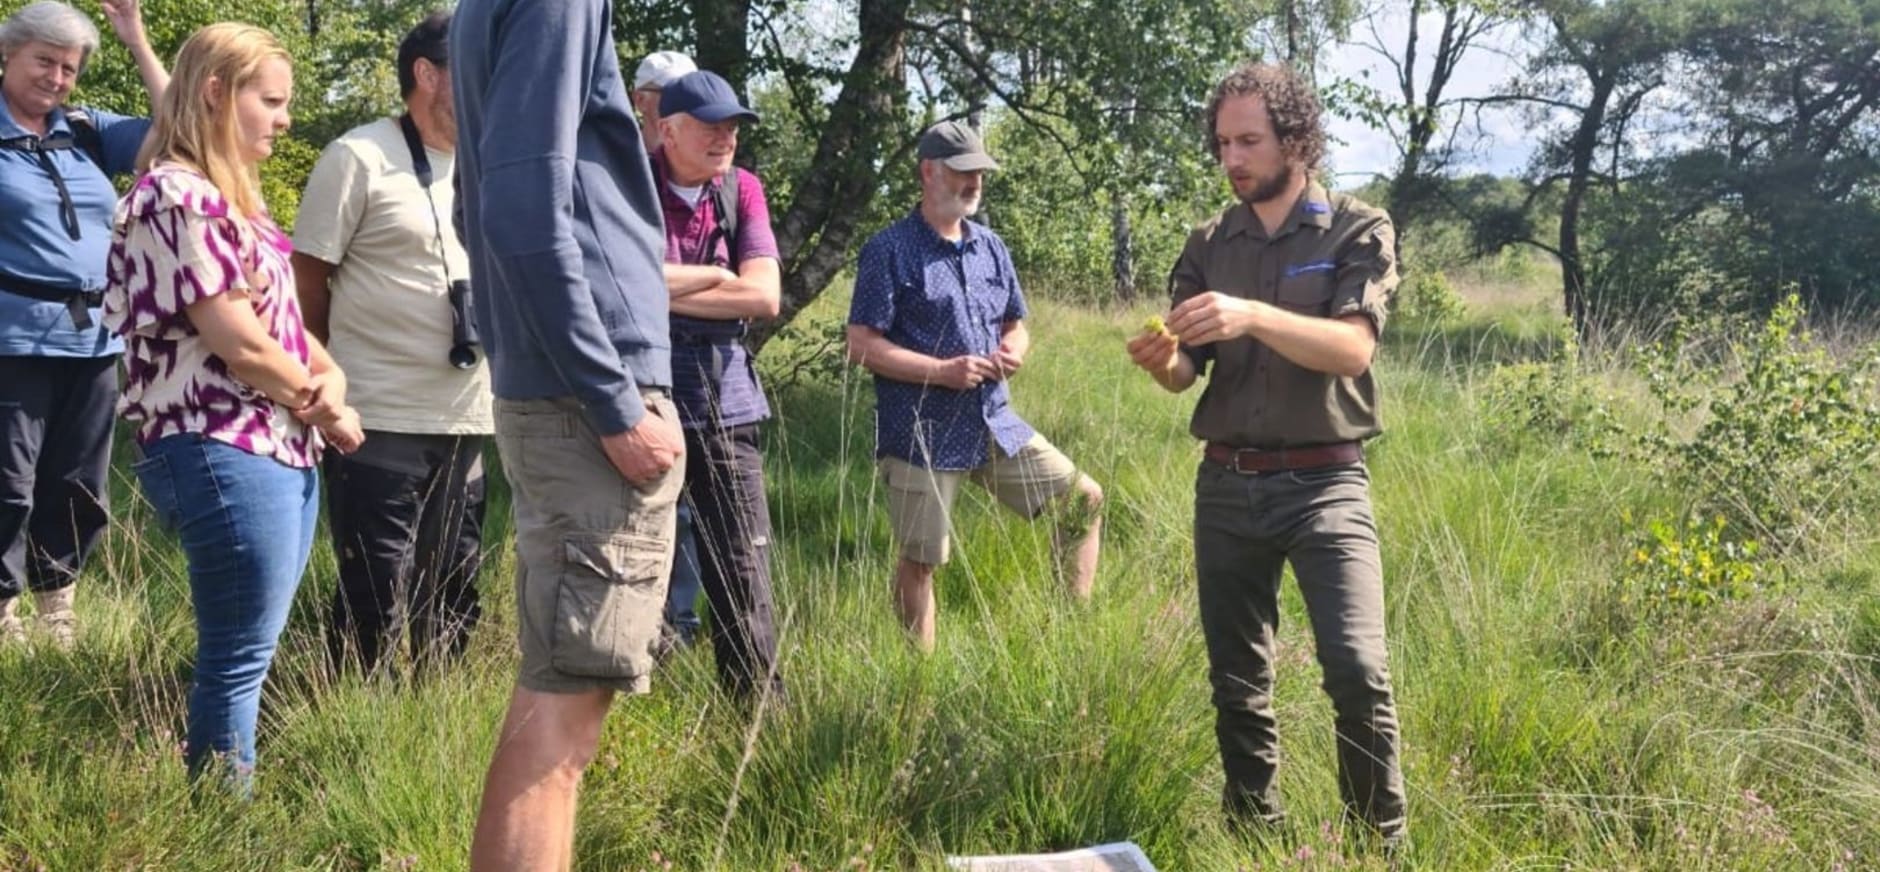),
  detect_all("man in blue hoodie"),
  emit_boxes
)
[451,1,685,868]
